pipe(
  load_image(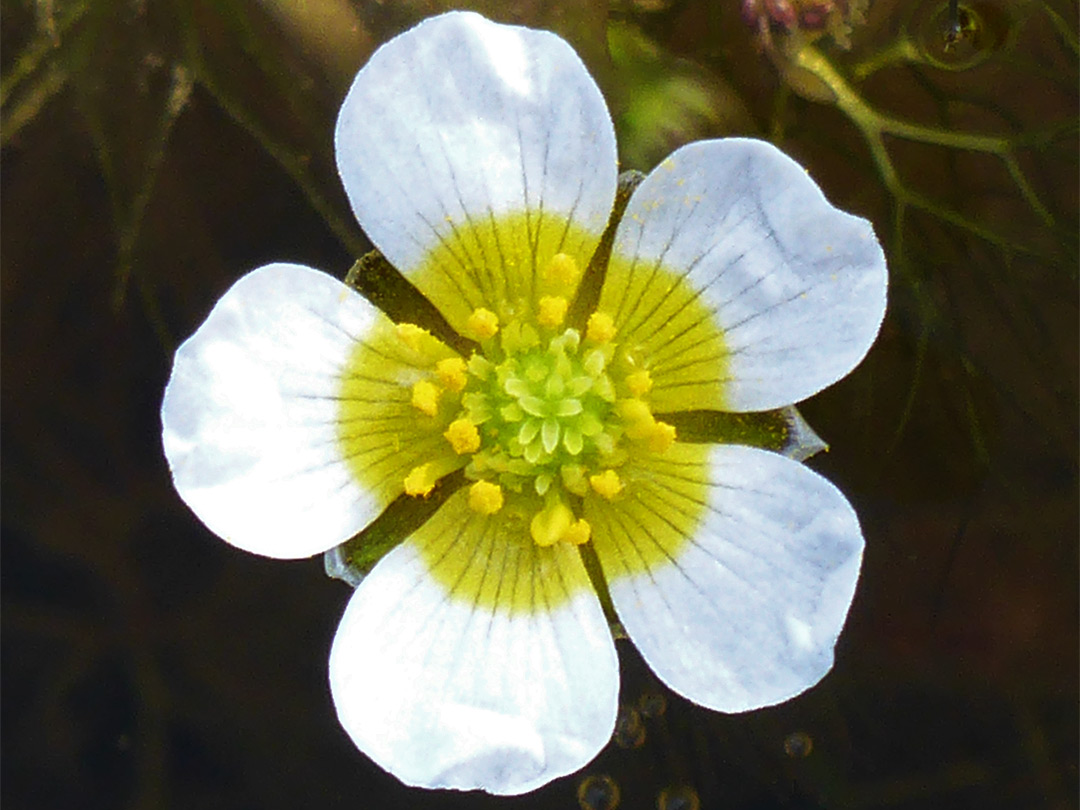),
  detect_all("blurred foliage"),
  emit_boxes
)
[2,0,1076,808]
